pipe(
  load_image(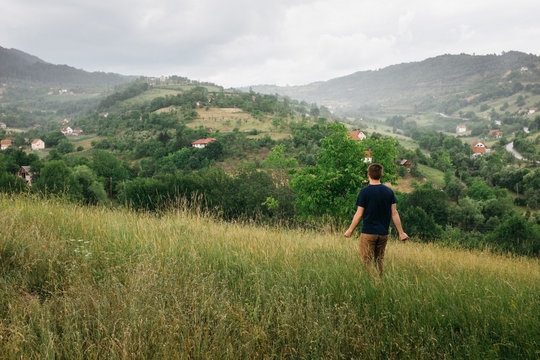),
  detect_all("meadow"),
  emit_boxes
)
[0,194,538,359]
